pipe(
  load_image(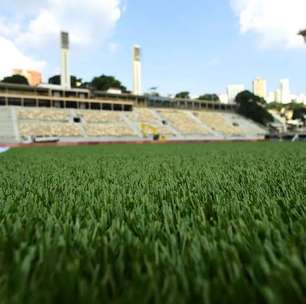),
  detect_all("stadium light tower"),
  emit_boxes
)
[60,31,71,89]
[132,45,142,95]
